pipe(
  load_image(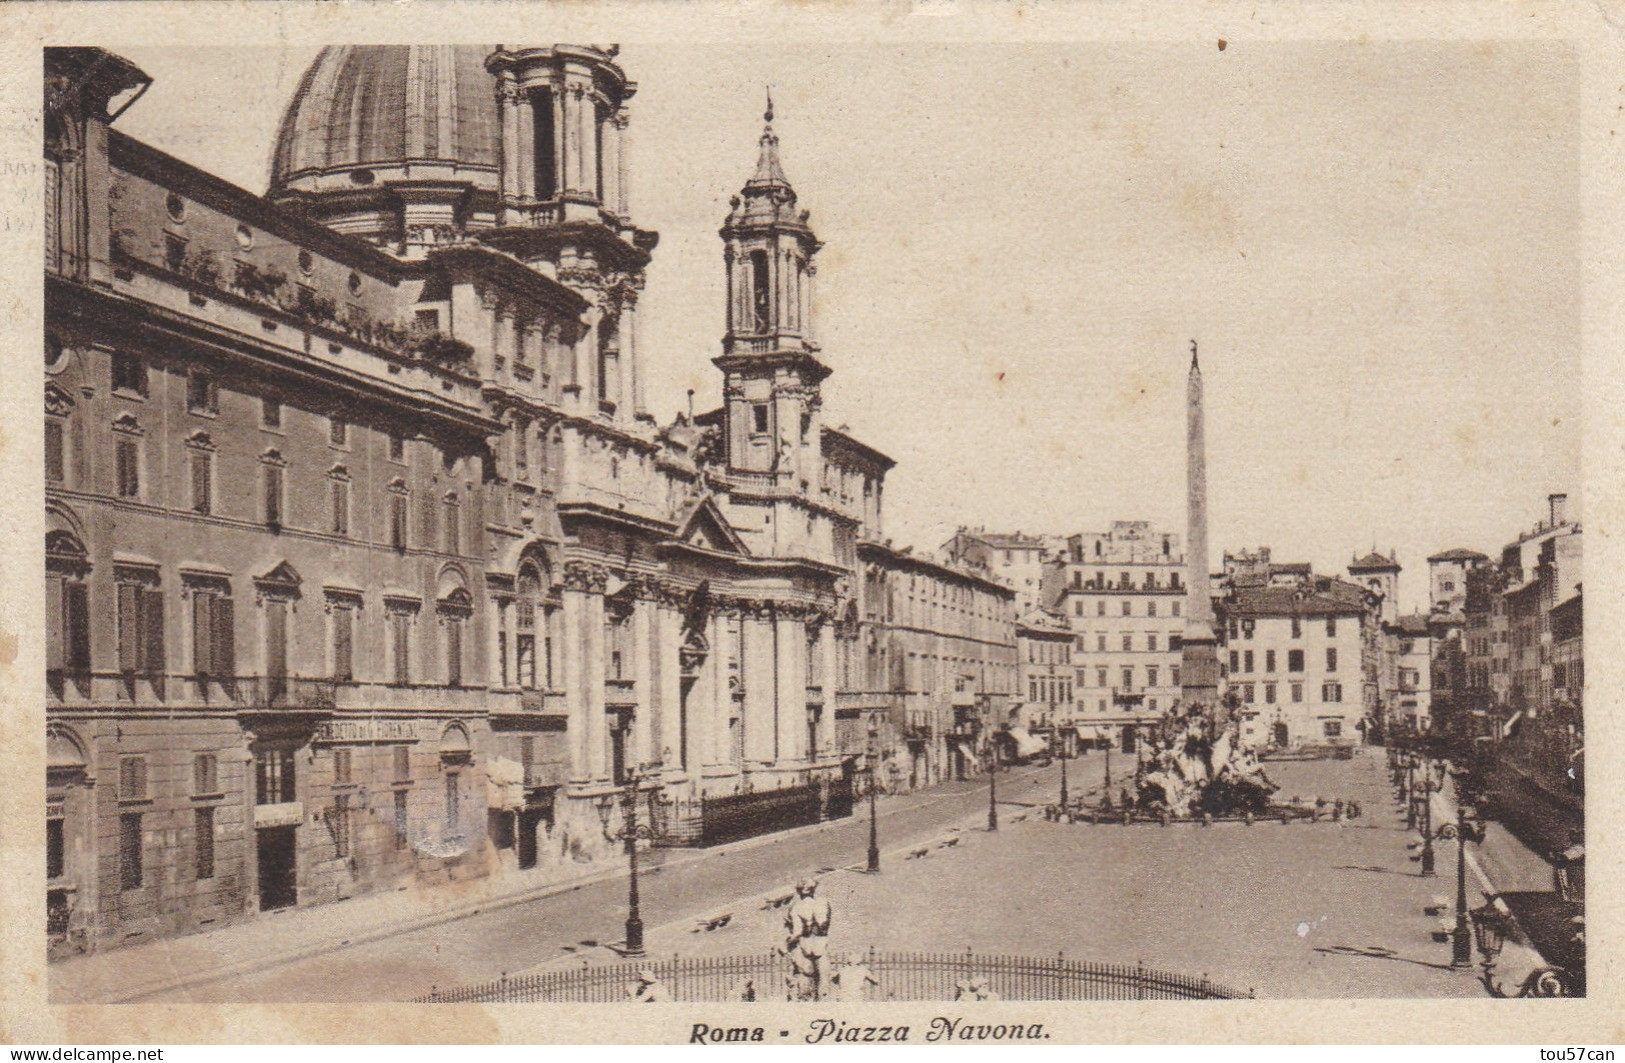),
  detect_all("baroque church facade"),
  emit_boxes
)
[43,45,1018,953]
